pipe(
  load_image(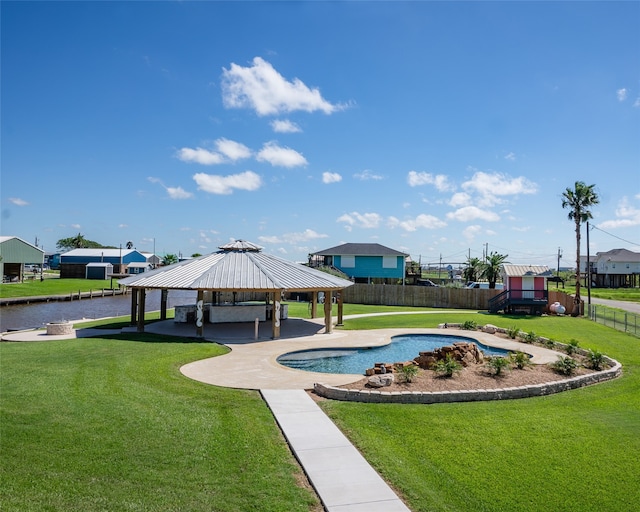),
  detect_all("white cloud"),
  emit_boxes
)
[176,147,225,165]
[462,225,482,242]
[446,206,500,222]
[504,152,516,161]
[388,214,446,232]
[221,56,343,116]
[193,170,262,195]
[448,192,471,208]
[322,172,342,184]
[256,141,307,168]
[71,224,81,229]
[461,171,537,206]
[617,88,627,102]
[176,138,251,165]
[337,212,382,230]
[634,98,640,108]
[148,177,193,199]
[166,186,193,200]
[354,170,383,181]
[598,197,640,229]
[8,197,29,206]
[271,119,302,133]
[407,171,452,191]
[258,229,328,245]
[215,138,252,161]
